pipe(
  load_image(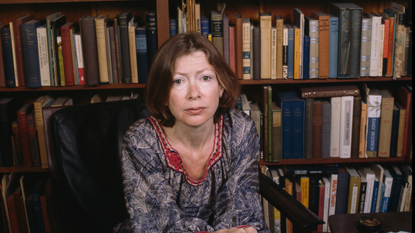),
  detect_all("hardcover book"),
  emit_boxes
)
[335,167,350,215]
[60,21,75,86]
[351,95,362,159]
[145,10,158,66]
[128,19,138,83]
[271,102,282,162]
[136,26,149,83]
[381,166,394,212]
[259,12,272,79]
[304,98,313,160]
[301,85,360,98]
[395,102,406,157]
[275,15,284,79]
[34,95,54,169]
[312,100,322,159]
[346,166,361,214]
[95,14,111,84]
[17,103,34,167]
[211,10,224,56]
[395,85,411,157]
[45,12,61,86]
[311,12,330,79]
[79,15,100,86]
[339,96,354,158]
[303,35,310,80]
[118,11,132,84]
[1,26,16,87]
[329,14,338,78]
[223,14,229,65]
[321,101,331,159]
[0,23,6,87]
[304,16,318,79]
[360,15,372,77]
[242,17,252,80]
[282,24,288,79]
[286,24,294,79]
[51,14,67,86]
[235,14,243,79]
[365,88,382,158]
[377,89,394,158]
[330,97,341,158]
[36,25,51,86]
[293,8,304,79]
